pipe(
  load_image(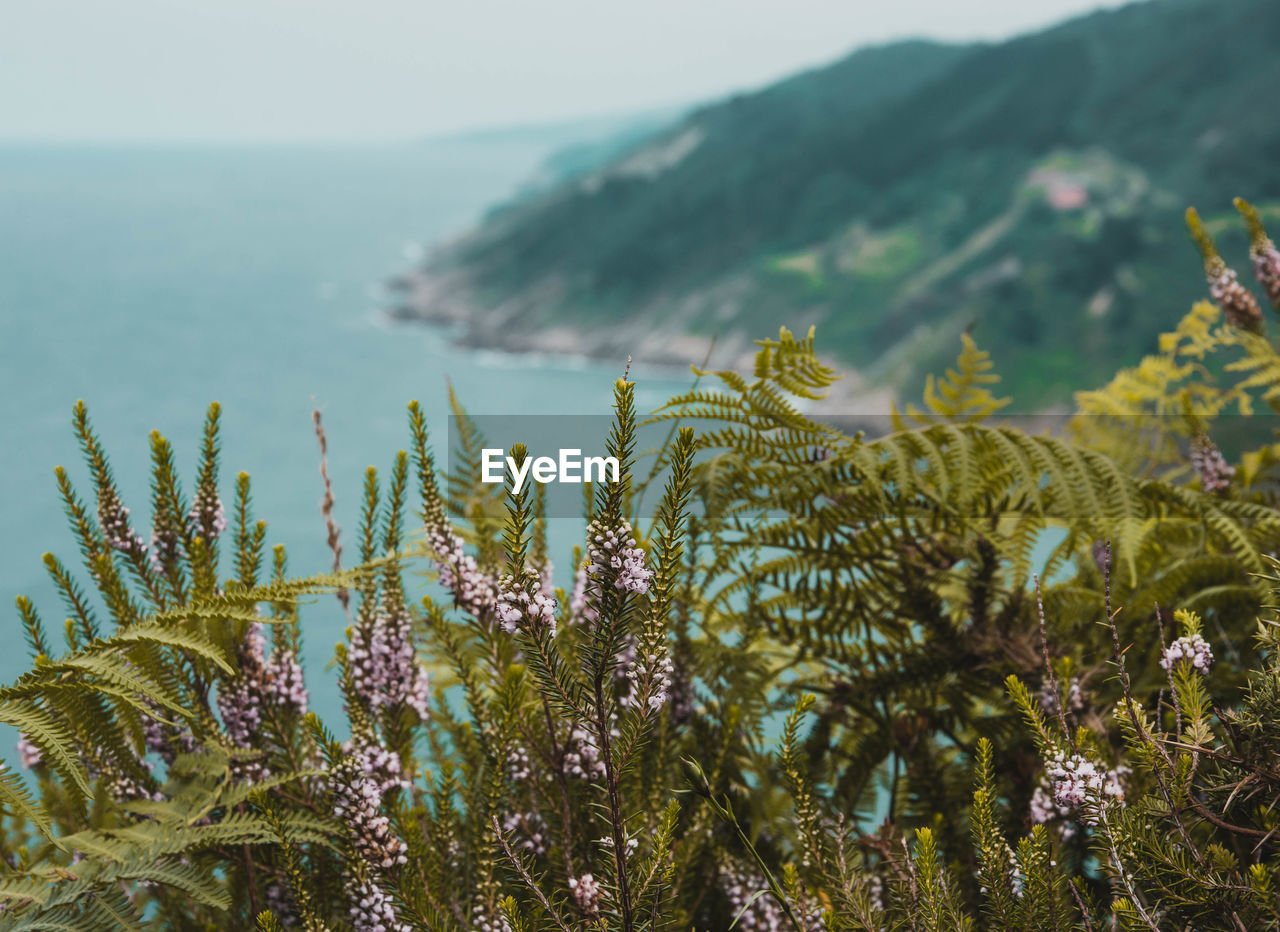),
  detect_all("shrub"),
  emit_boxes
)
[3,200,1280,930]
